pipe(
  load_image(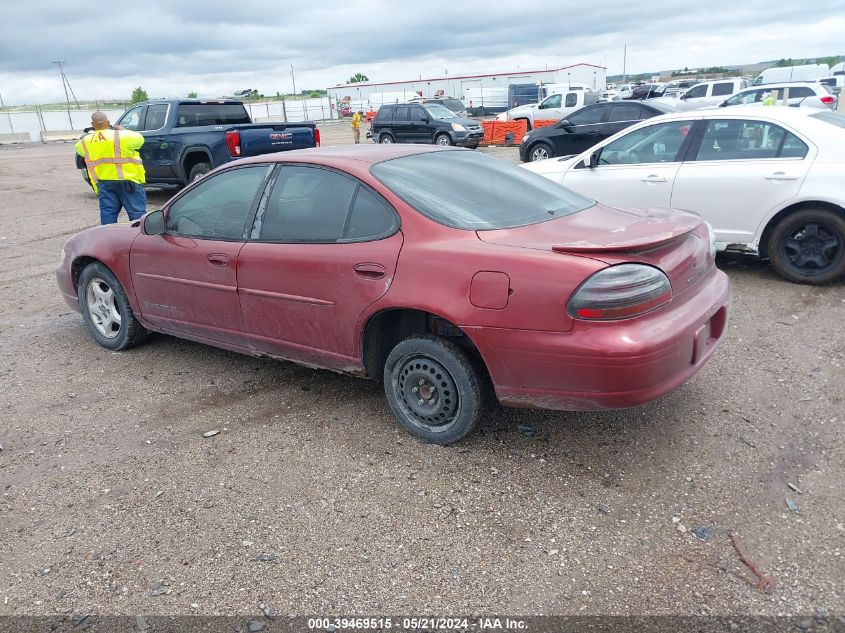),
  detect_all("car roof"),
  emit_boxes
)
[235,144,453,167]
